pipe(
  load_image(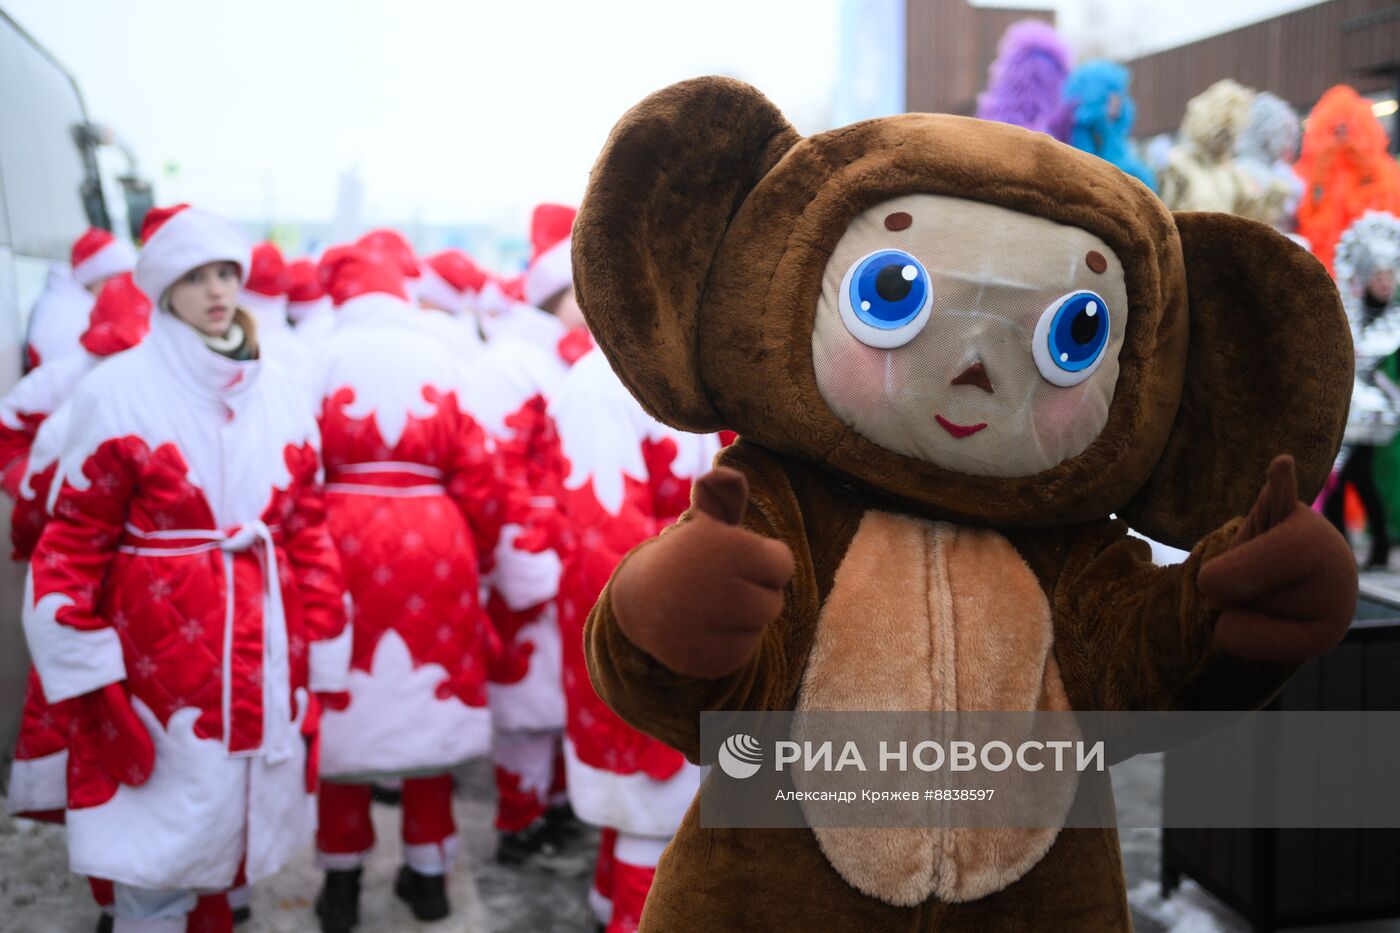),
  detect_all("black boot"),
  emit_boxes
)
[95,914,113,933]
[542,801,584,845]
[231,905,252,925]
[496,820,591,875]
[314,867,362,933]
[370,783,403,805]
[394,864,450,921]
